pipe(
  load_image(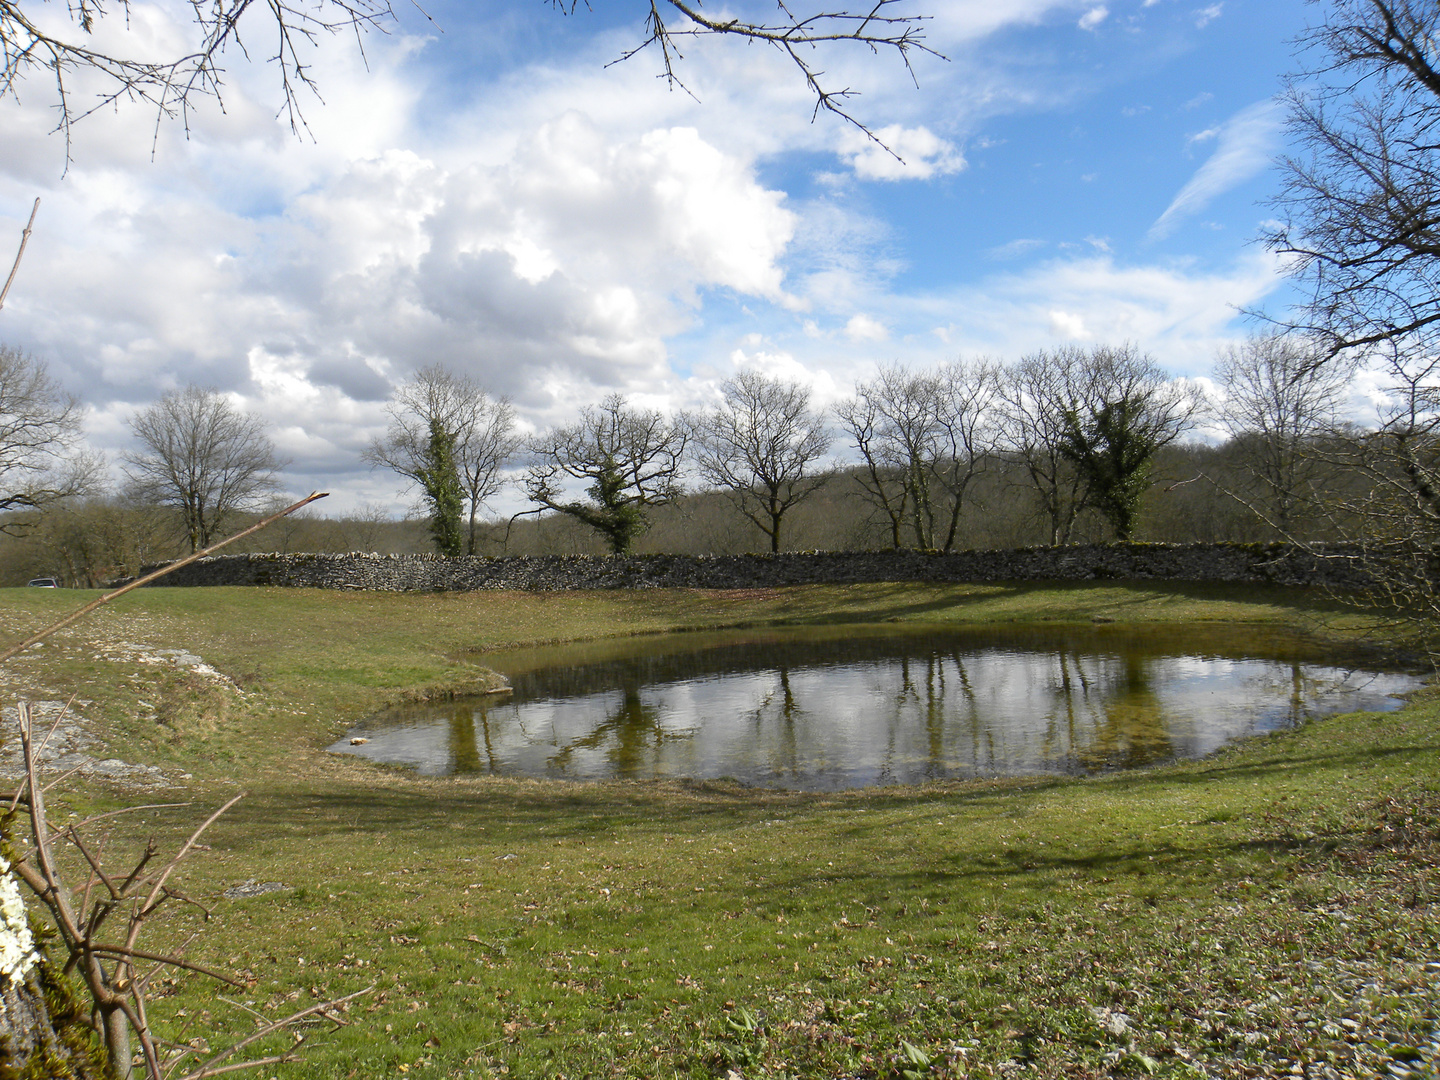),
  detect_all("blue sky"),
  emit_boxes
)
[0,0,1320,512]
